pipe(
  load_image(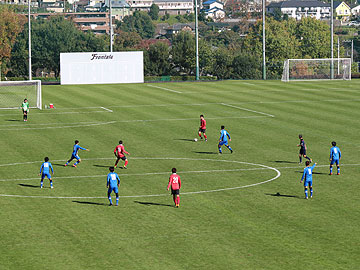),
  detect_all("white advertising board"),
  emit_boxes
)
[60,51,144,85]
